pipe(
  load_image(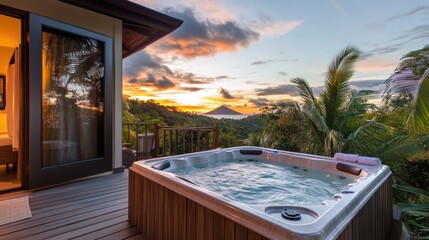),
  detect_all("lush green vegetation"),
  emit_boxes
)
[122,96,265,148]
[260,45,429,238]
